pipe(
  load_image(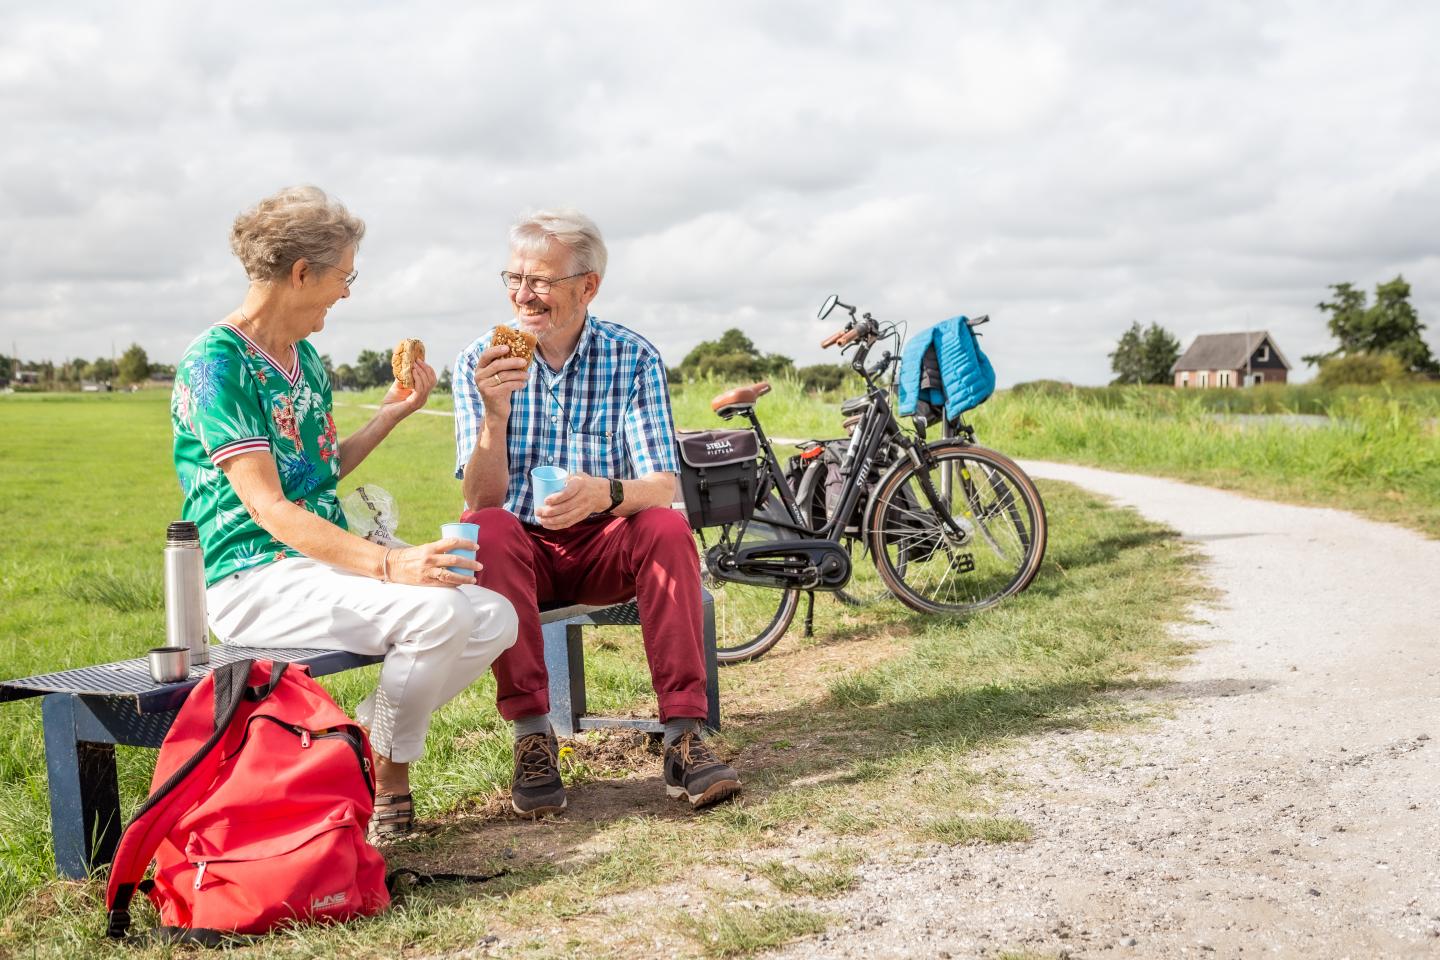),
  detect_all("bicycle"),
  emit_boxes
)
[677,295,1048,663]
